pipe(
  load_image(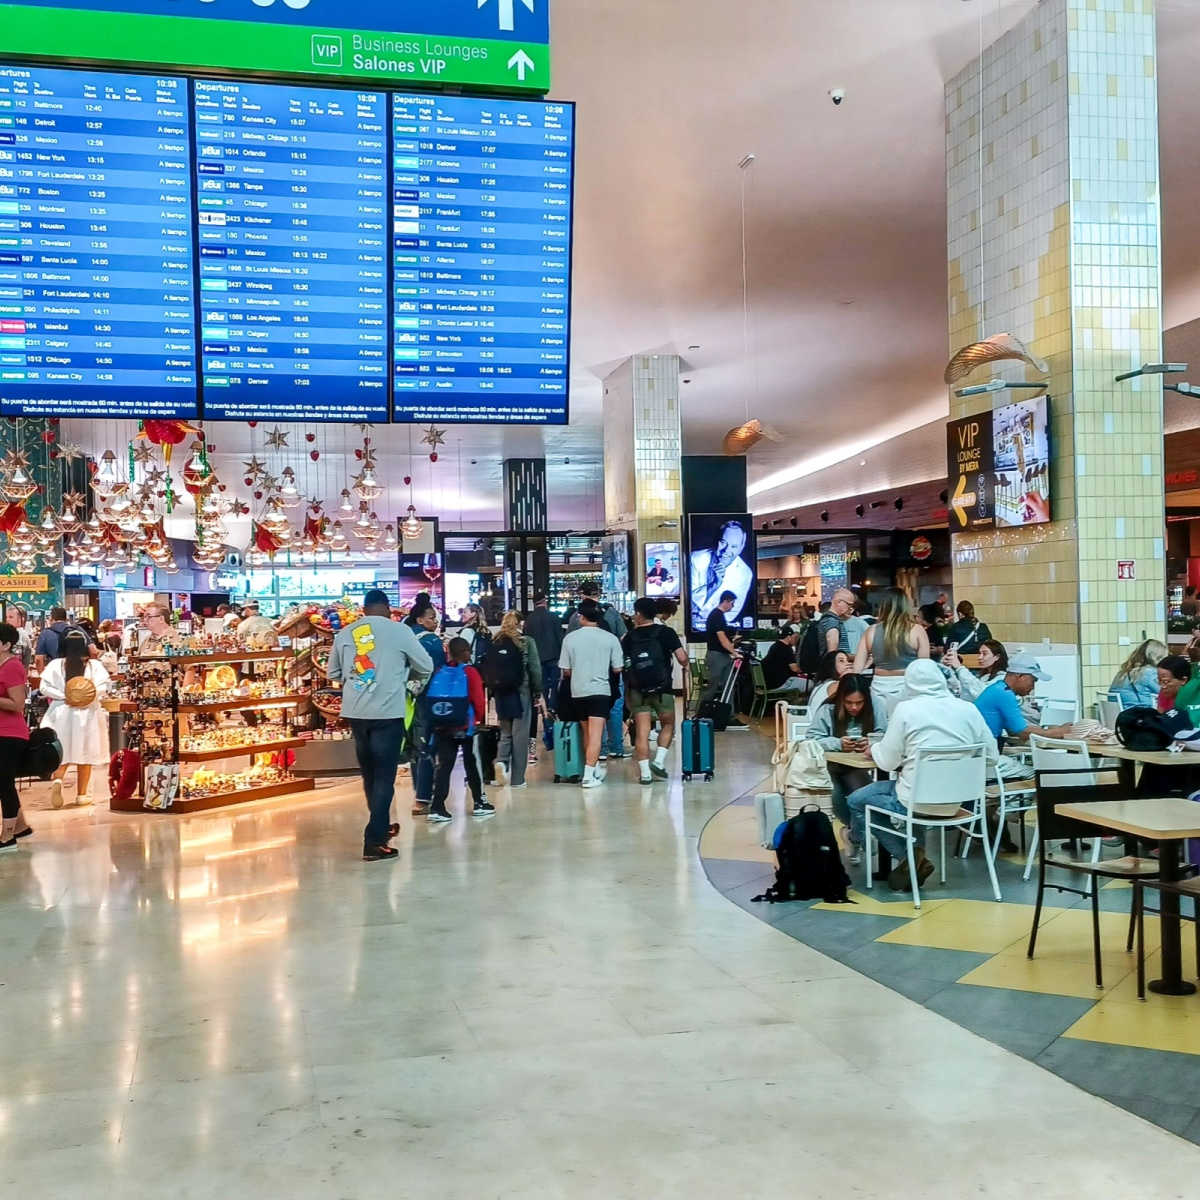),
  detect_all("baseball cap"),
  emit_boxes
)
[1007,652,1050,681]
